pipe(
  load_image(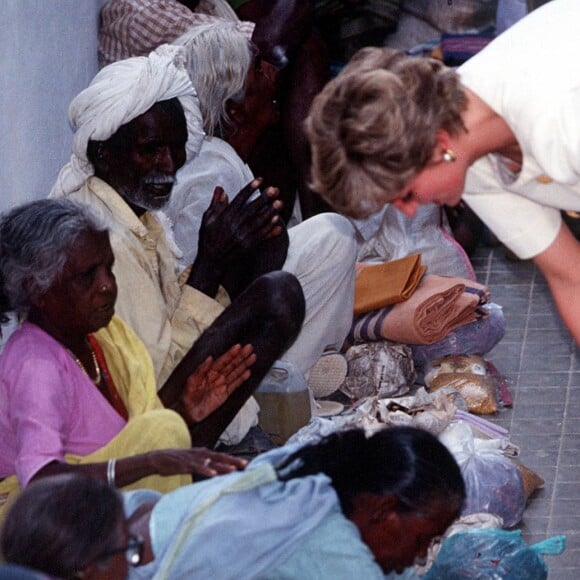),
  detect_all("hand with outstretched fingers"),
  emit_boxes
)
[181,343,256,423]
[147,447,248,478]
